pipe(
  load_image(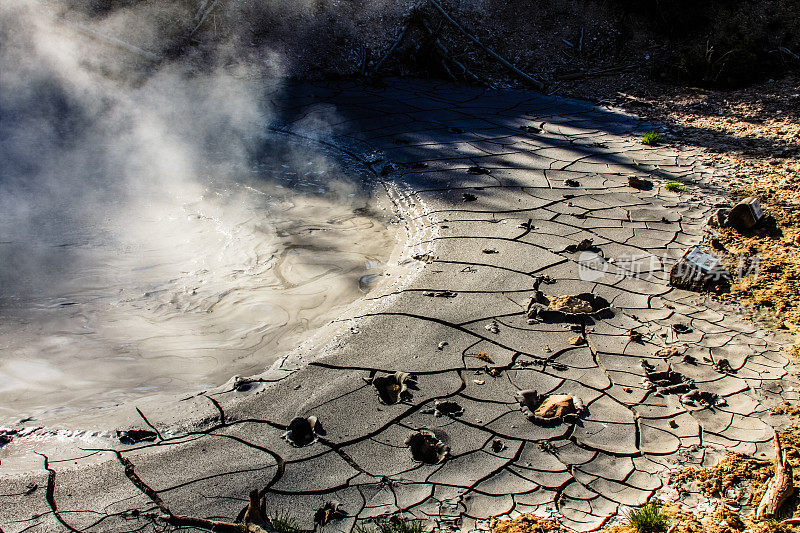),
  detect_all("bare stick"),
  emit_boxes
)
[757,430,794,520]
[192,0,221,35]
[427,0,544,90]
[59,19,162,61]
[118,453,269,532]
[372,24,409,75]
[420,17,481,84]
